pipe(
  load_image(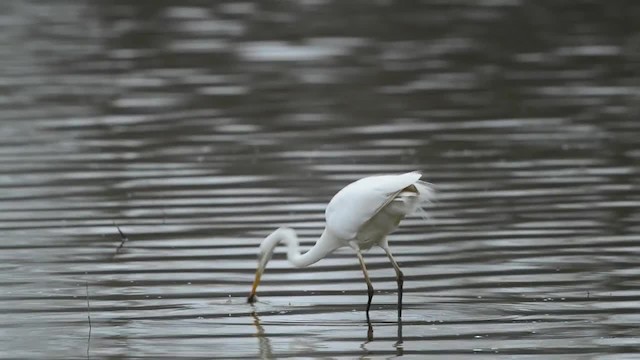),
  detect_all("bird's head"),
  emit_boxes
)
[247,249,273,303]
